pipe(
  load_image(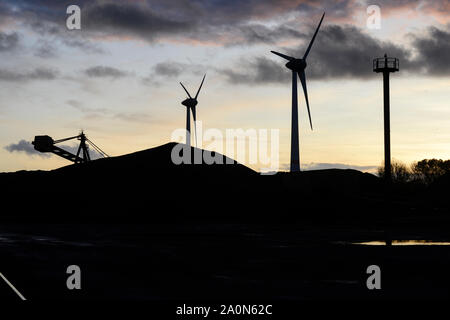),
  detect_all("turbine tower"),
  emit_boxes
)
[373,54,399,182]
[271,12,325,172]
[179,74,206,147]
